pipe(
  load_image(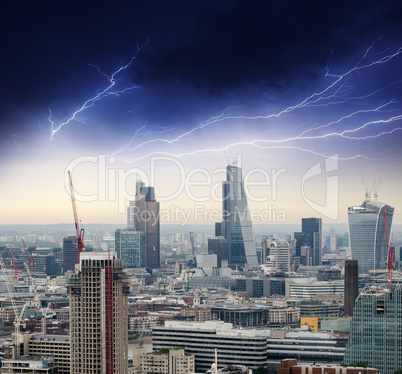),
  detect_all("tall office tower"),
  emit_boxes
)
[263,239,291,272]
[344,284,402,374]
[294,217,322,266]
[115,229,146,268]
[348,199,394,274]
[344,259,359,316]
[220,164,258,268]
[127,180,160,269]
[62,236,77,273]
[208,237,229,268]
[68,252,129,374]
